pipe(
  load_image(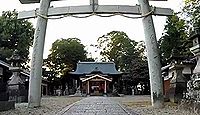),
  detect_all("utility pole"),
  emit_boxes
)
[28,0,50,107]
[138,0,164,108]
